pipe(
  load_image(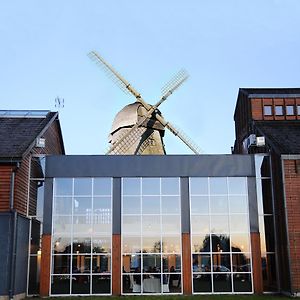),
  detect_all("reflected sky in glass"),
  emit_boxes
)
[161,178,179,195]
[74,178,92,195]
[93,178,111,195]
[210,178,227,194]
[142,178,160,195]
[123,178,140,195]
[54,178,73,196]
[190,178,209,195]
